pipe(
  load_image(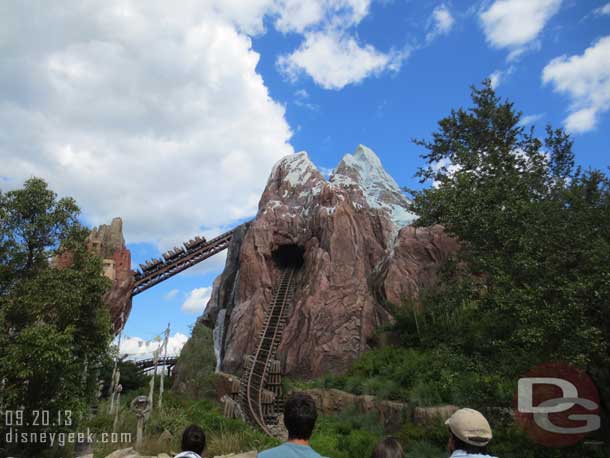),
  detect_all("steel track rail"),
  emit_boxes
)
[132,230,234,296]
[133,356,177,371]
[243,268,295,436]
